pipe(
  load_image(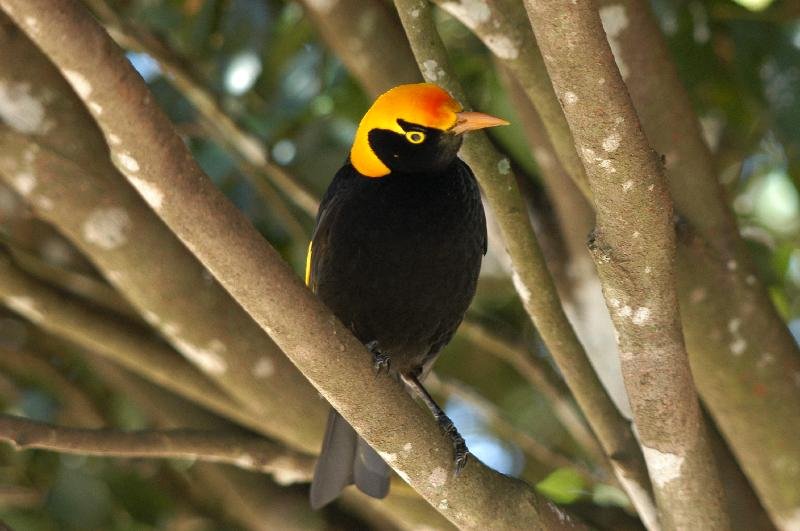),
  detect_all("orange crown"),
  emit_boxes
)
[350,83,462,178]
